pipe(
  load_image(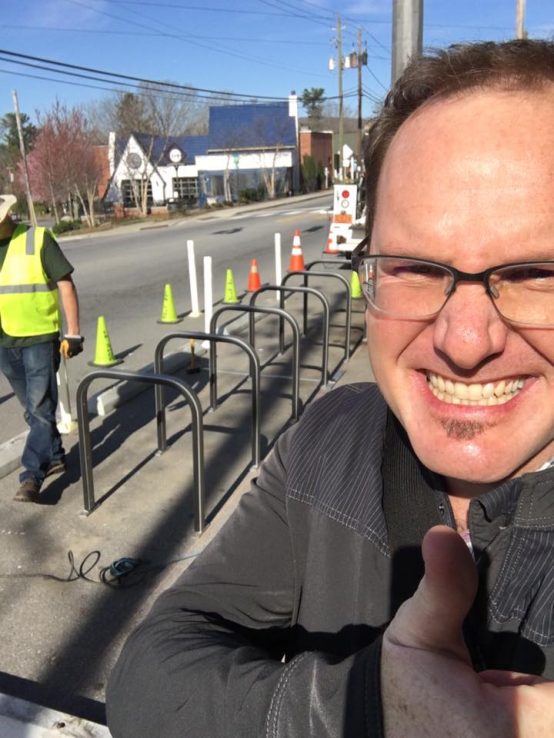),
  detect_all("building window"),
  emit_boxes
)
[210,176,225,197]
[121,179,153,207]
[172,177,198,202]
